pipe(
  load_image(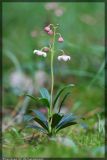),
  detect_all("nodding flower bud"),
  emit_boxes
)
[44,25,50,32]
[48,30,53,35]
[43,47,50,52]
[58,36,64,42]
